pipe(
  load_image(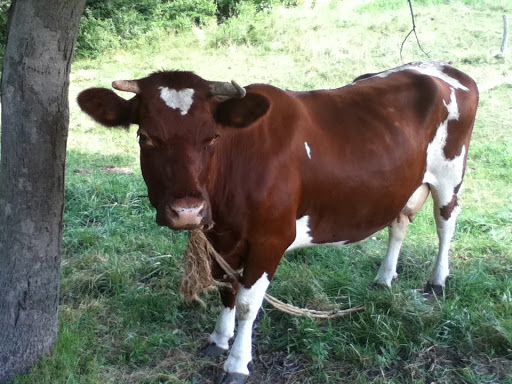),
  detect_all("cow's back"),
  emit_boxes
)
[283,62,477,244]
